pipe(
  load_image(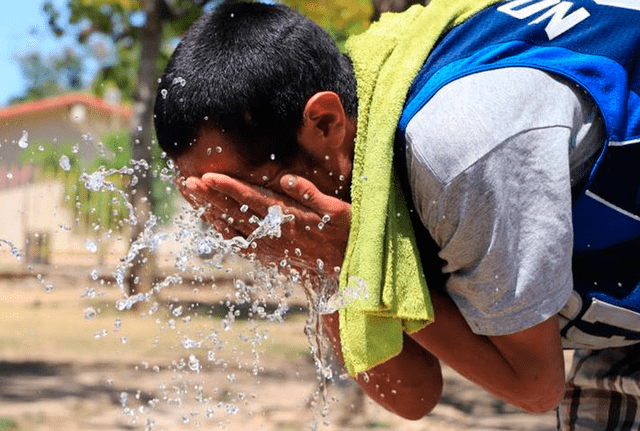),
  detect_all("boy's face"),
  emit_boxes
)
[175,128,284,192]
[173,126,353,274]
[175,127,351,202]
